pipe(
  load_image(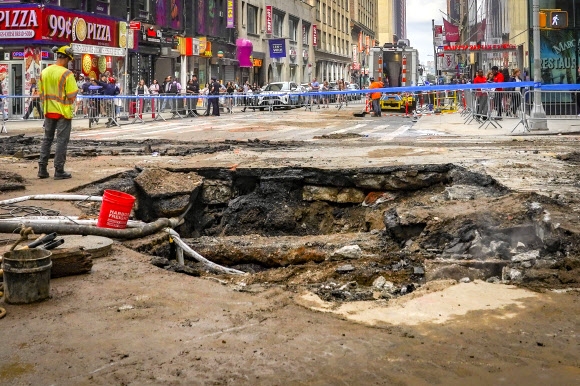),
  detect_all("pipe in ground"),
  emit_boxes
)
[0,194,103,205]
[165,229,245,275]
[0,218,181,240]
